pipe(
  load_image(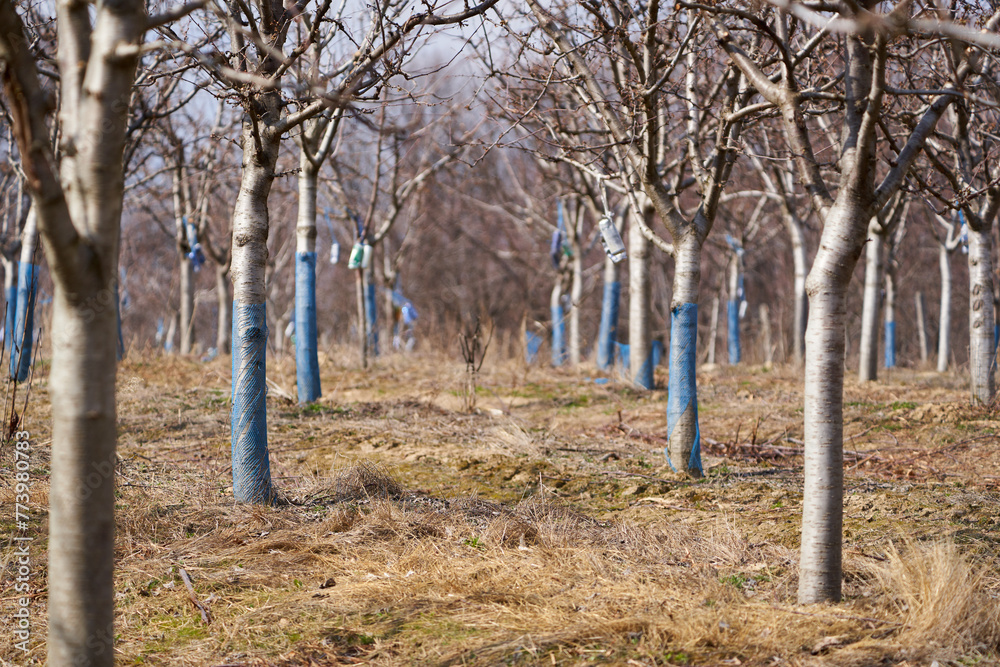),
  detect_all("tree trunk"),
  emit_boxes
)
[178,250,194,354]
[3,254,15,355]
[364,261,379,359]
[786,211,808,367]
[356,267,368,369]
[799,199,869,604]
[230,120,279,504]
[294,159,321,403]
[858,222,881,382]
[915,291,928,364]
[707,293,719,365]
[595,253,620,370]
[172,163,195,356]
[550,279,565,366]
[884,270,896,368]
[10,205,37,382]
[760,303,773,365]
[727,250,741,365]
[938,243,952,372]
[629,211,652,388]
[216,265,231,355]
[968,224,996,403]
[666,230,703,477]
[568,246,583,366]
